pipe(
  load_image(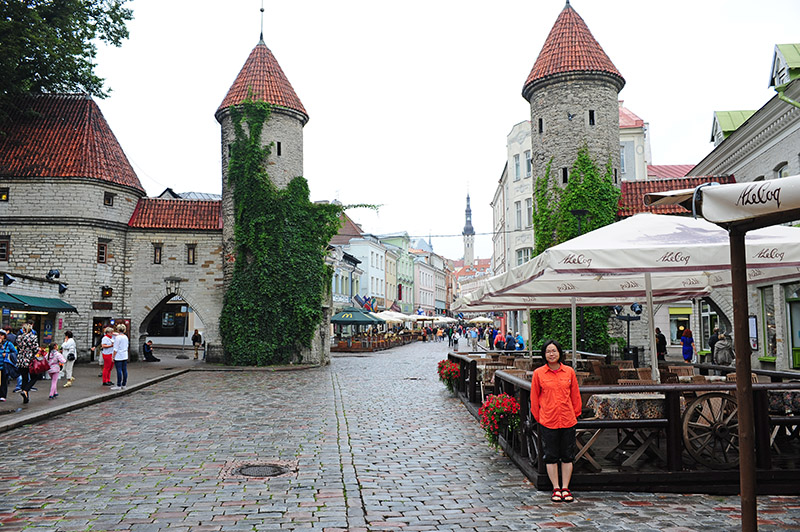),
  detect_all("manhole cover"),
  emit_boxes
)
[235,464,288,477]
